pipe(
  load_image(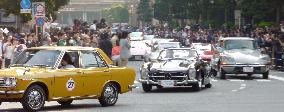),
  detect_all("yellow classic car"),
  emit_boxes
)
[0,46,136,111]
